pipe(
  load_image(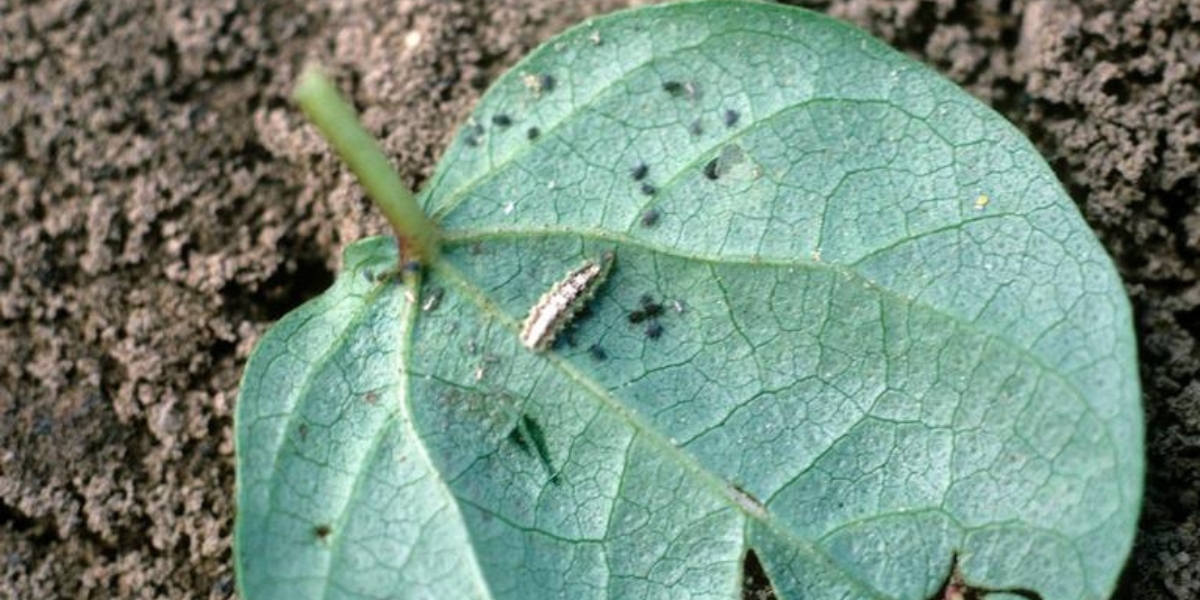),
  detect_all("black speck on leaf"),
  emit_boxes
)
[492,114,512,127]
[723,108,740,127]
[588,344,608,361]
[526,126,540,140]
[631,162,648,181]
[688,119,703,136]
[640,182,657,196]
[645,321,664,339]
[640,208,660,227]
[639,295,664,318]
[704,158,720,180]
[662,80,685,96]
[540,74,556,93]
[628,308,648,324]
[314,524,332,539]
